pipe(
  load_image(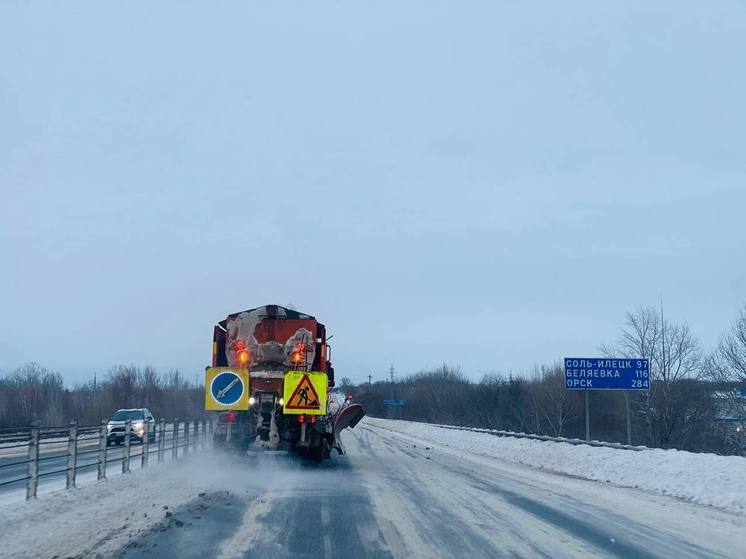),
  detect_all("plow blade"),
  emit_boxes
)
[332,404,365,454]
